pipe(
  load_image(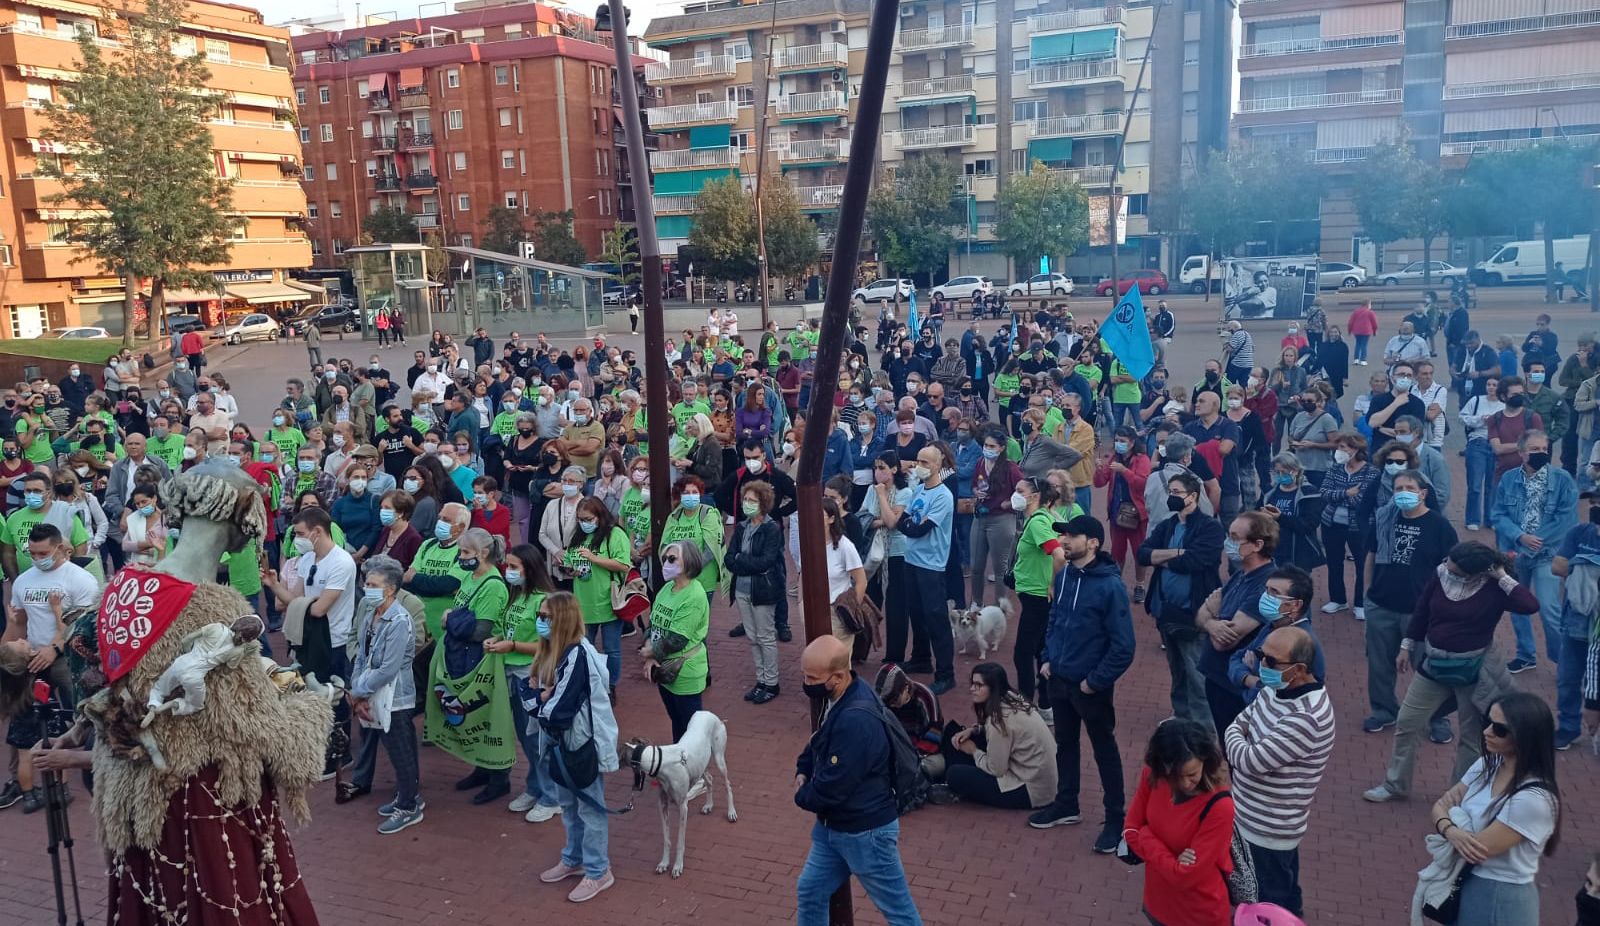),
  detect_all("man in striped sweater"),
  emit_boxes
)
[1223,625,1336,919]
